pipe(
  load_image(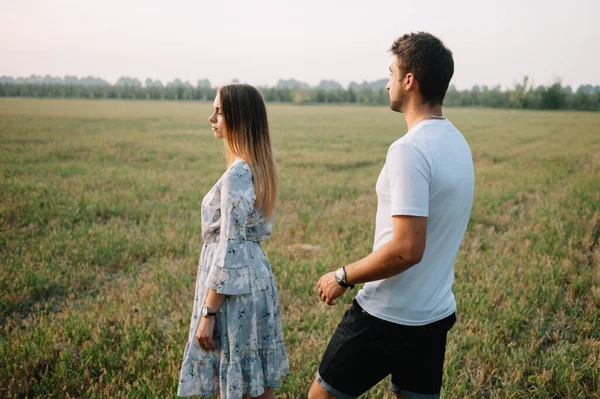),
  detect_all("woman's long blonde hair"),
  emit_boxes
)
[219,84,277,219]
